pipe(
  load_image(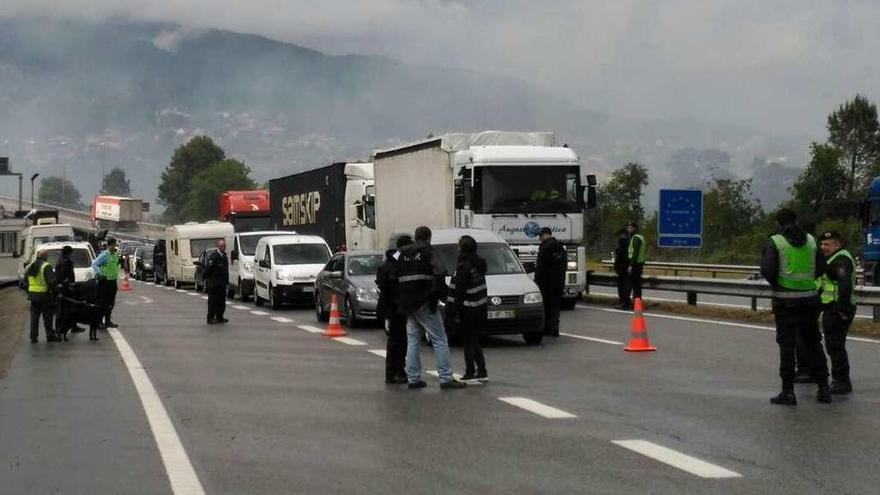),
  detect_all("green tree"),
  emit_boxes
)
[700,178,764,261]
[38,176,82,209]
[101,167,131,196]
[182,159,256,221]
[827,94,880,194]
[158,136,225,221]
[586,162,649,258]
[790,143,848,219]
